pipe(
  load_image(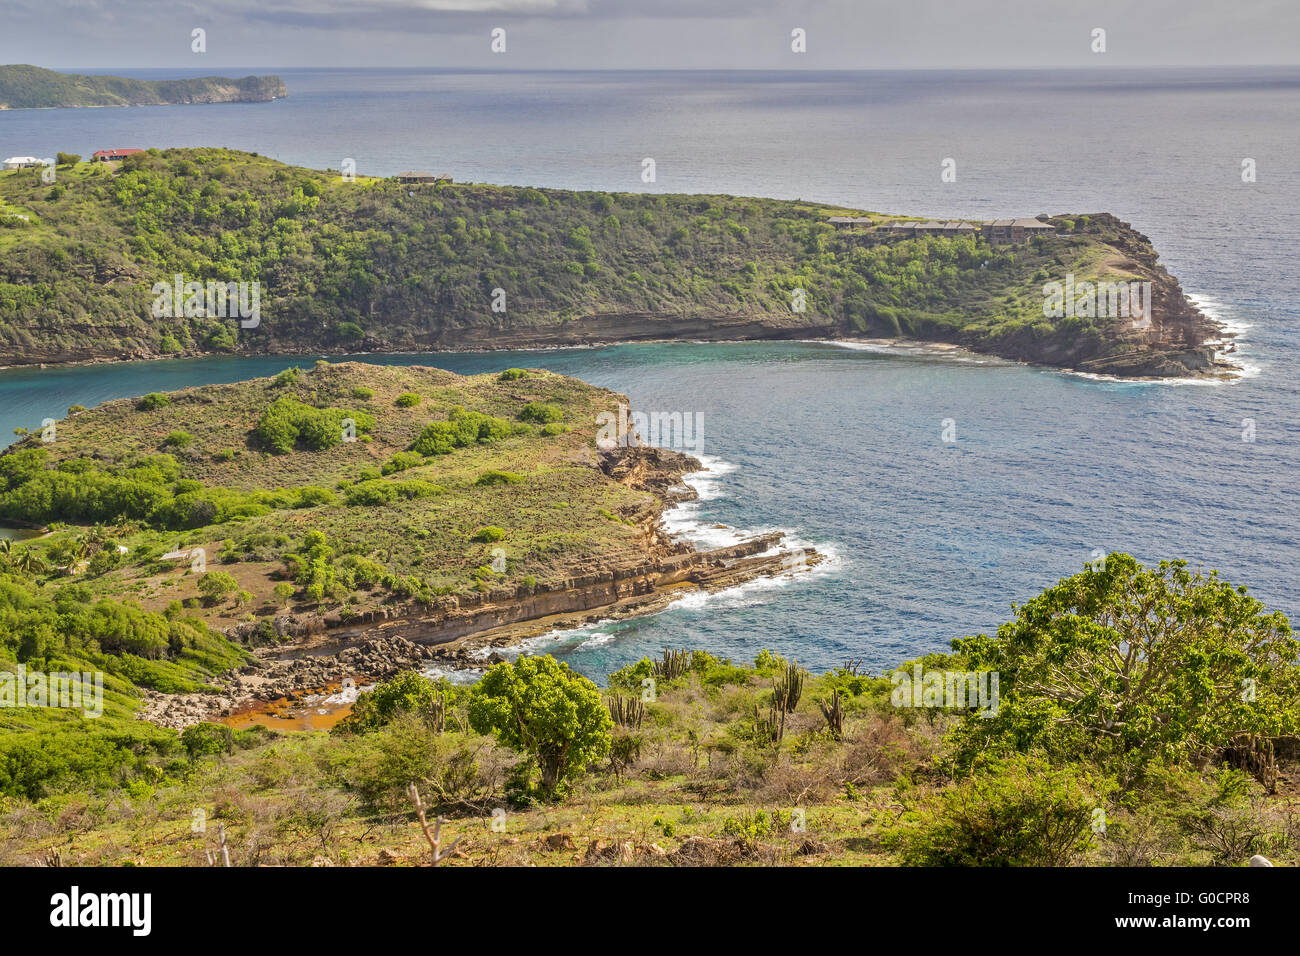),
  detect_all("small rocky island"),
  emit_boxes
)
[0,64,286,109]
